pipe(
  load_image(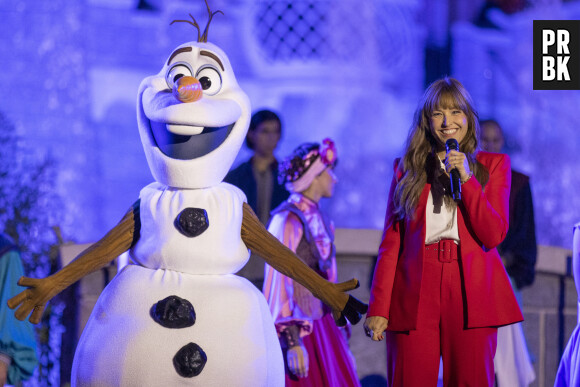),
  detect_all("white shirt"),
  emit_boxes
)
[425,158,460,245]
